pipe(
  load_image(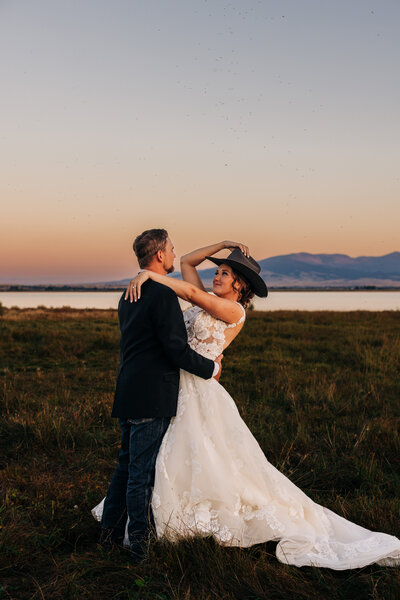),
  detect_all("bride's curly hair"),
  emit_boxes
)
[231,269,254,308]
